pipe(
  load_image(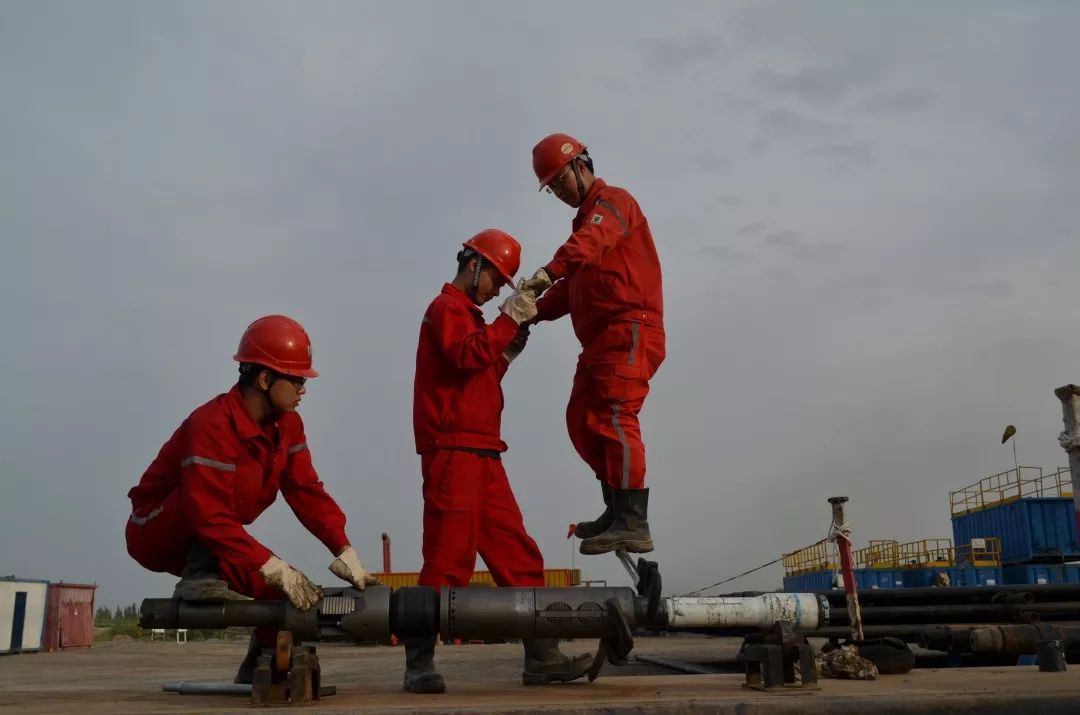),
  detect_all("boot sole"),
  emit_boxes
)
[572,525,613,540]
[522,661,593,686]
[579,539,654,555]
